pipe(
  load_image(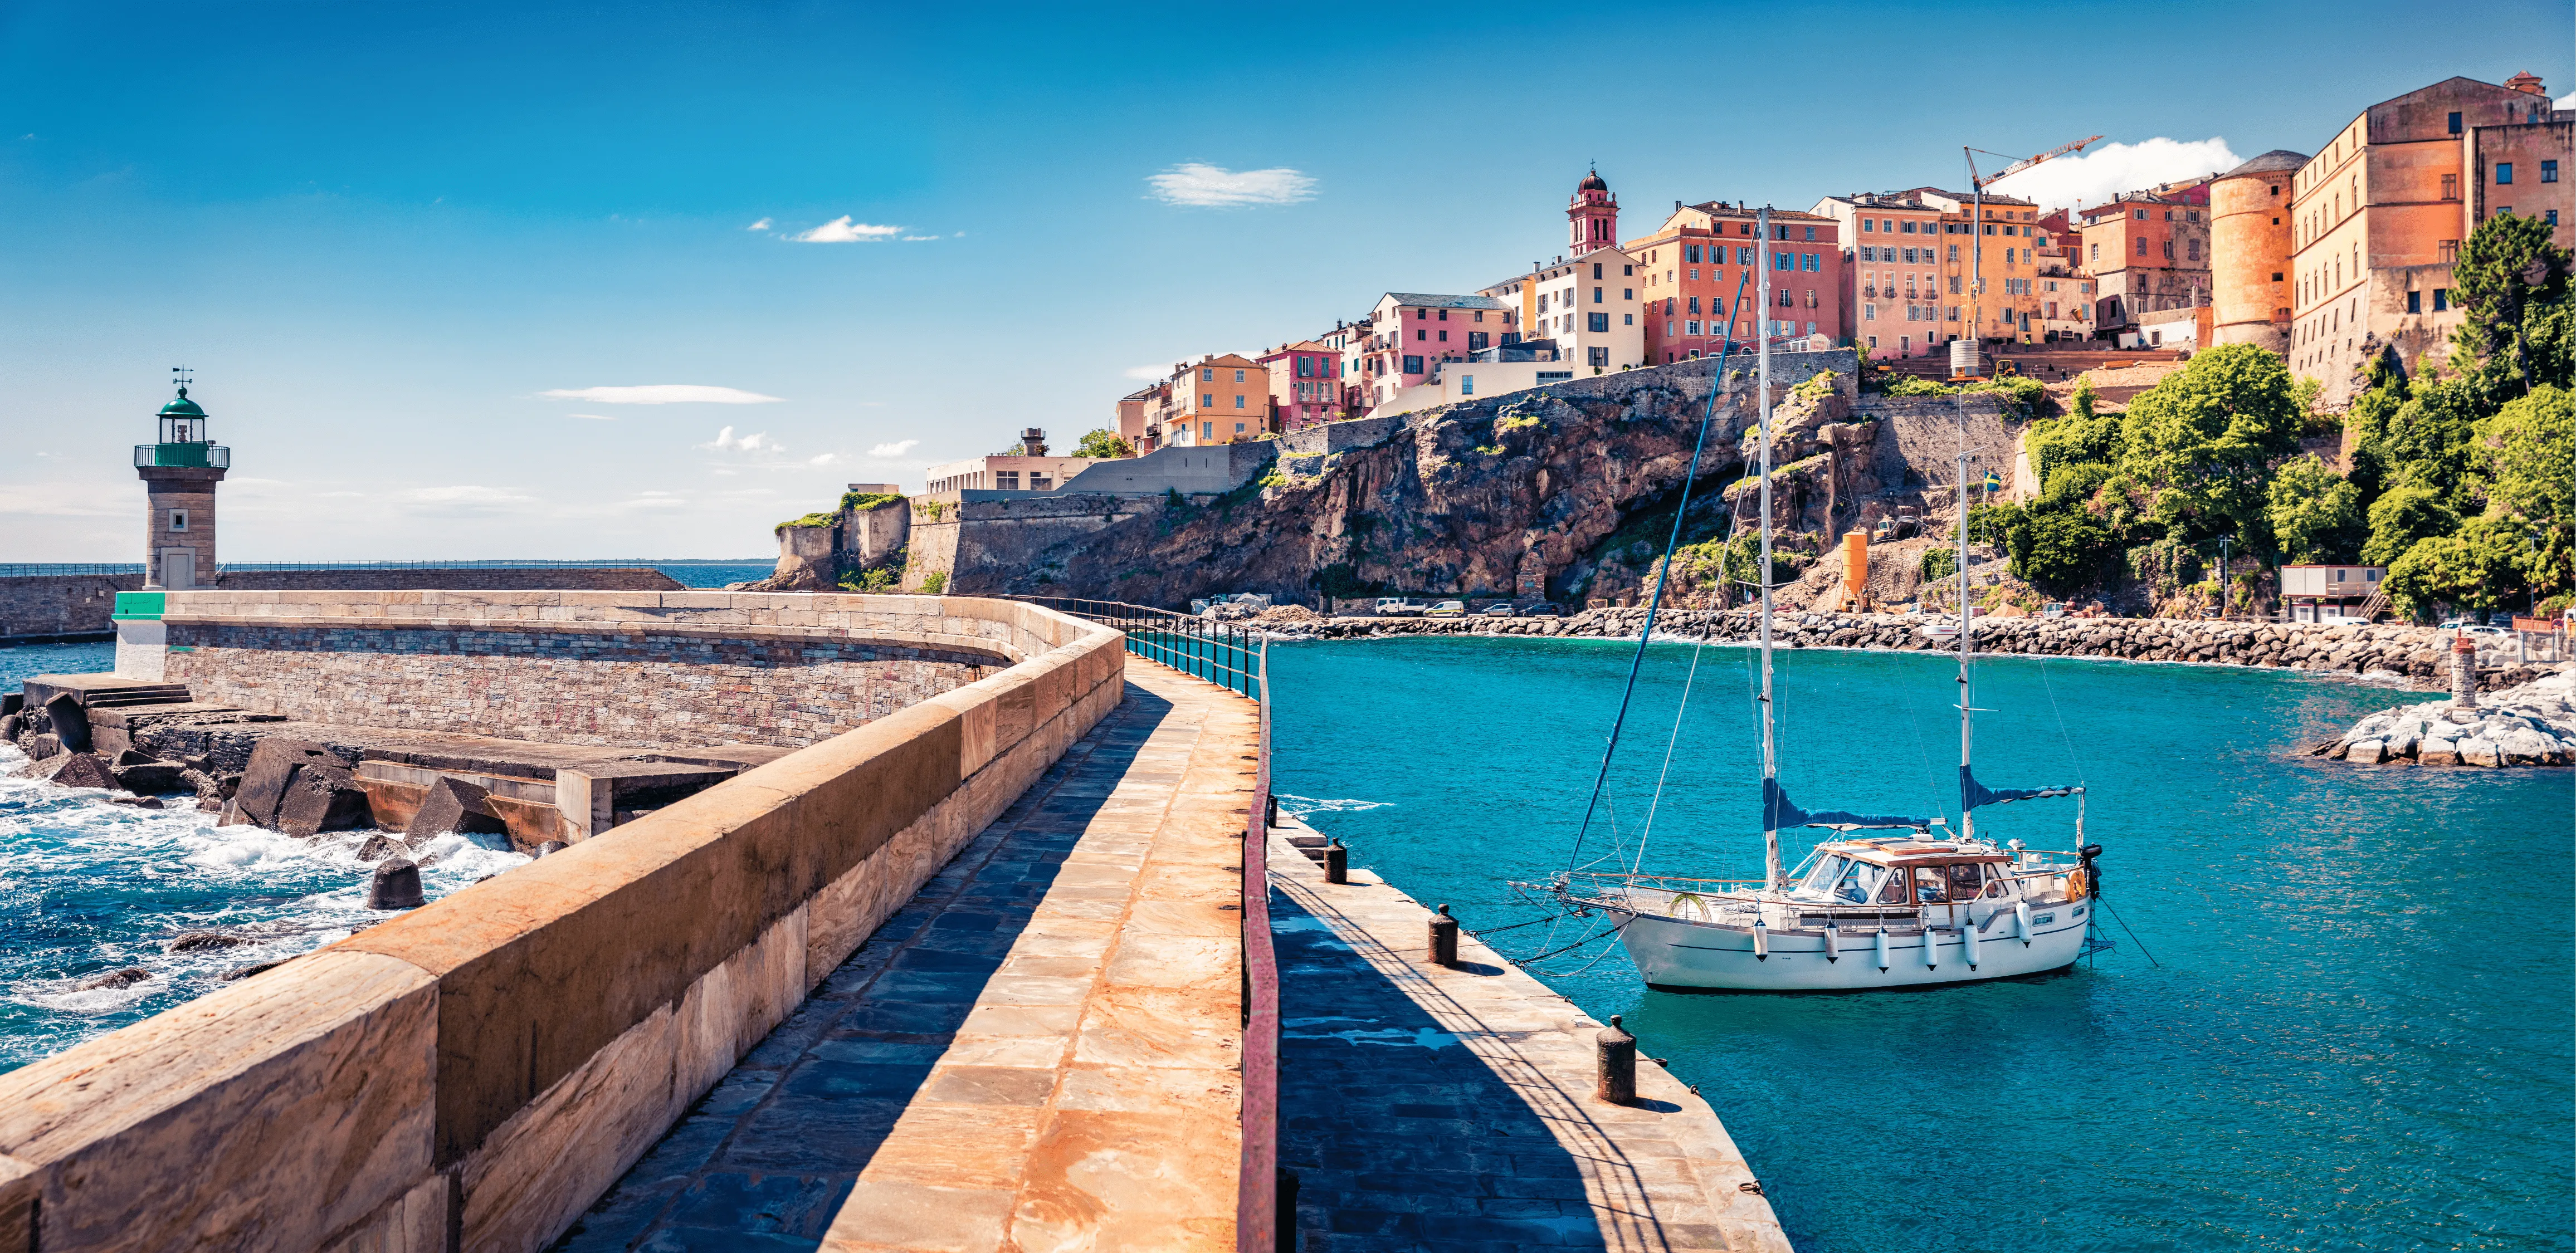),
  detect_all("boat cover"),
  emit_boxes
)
[1959,766,2080,812]
[1763,778,1931,830]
